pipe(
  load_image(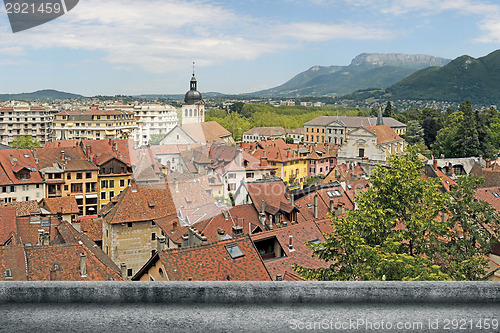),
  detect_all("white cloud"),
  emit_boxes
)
[275,22,394,42]
[0,0,397,73]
